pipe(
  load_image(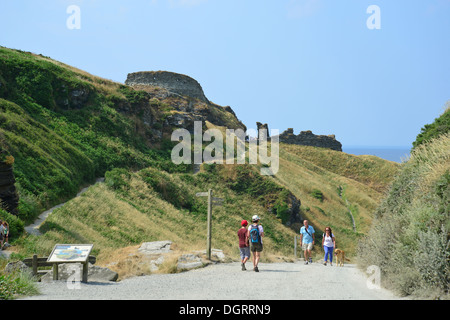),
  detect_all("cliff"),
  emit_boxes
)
[125,71,246,133]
